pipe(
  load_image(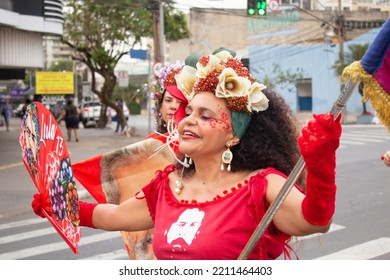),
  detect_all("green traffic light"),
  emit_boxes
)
[248,8,255,15]
[254,1,267,16]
